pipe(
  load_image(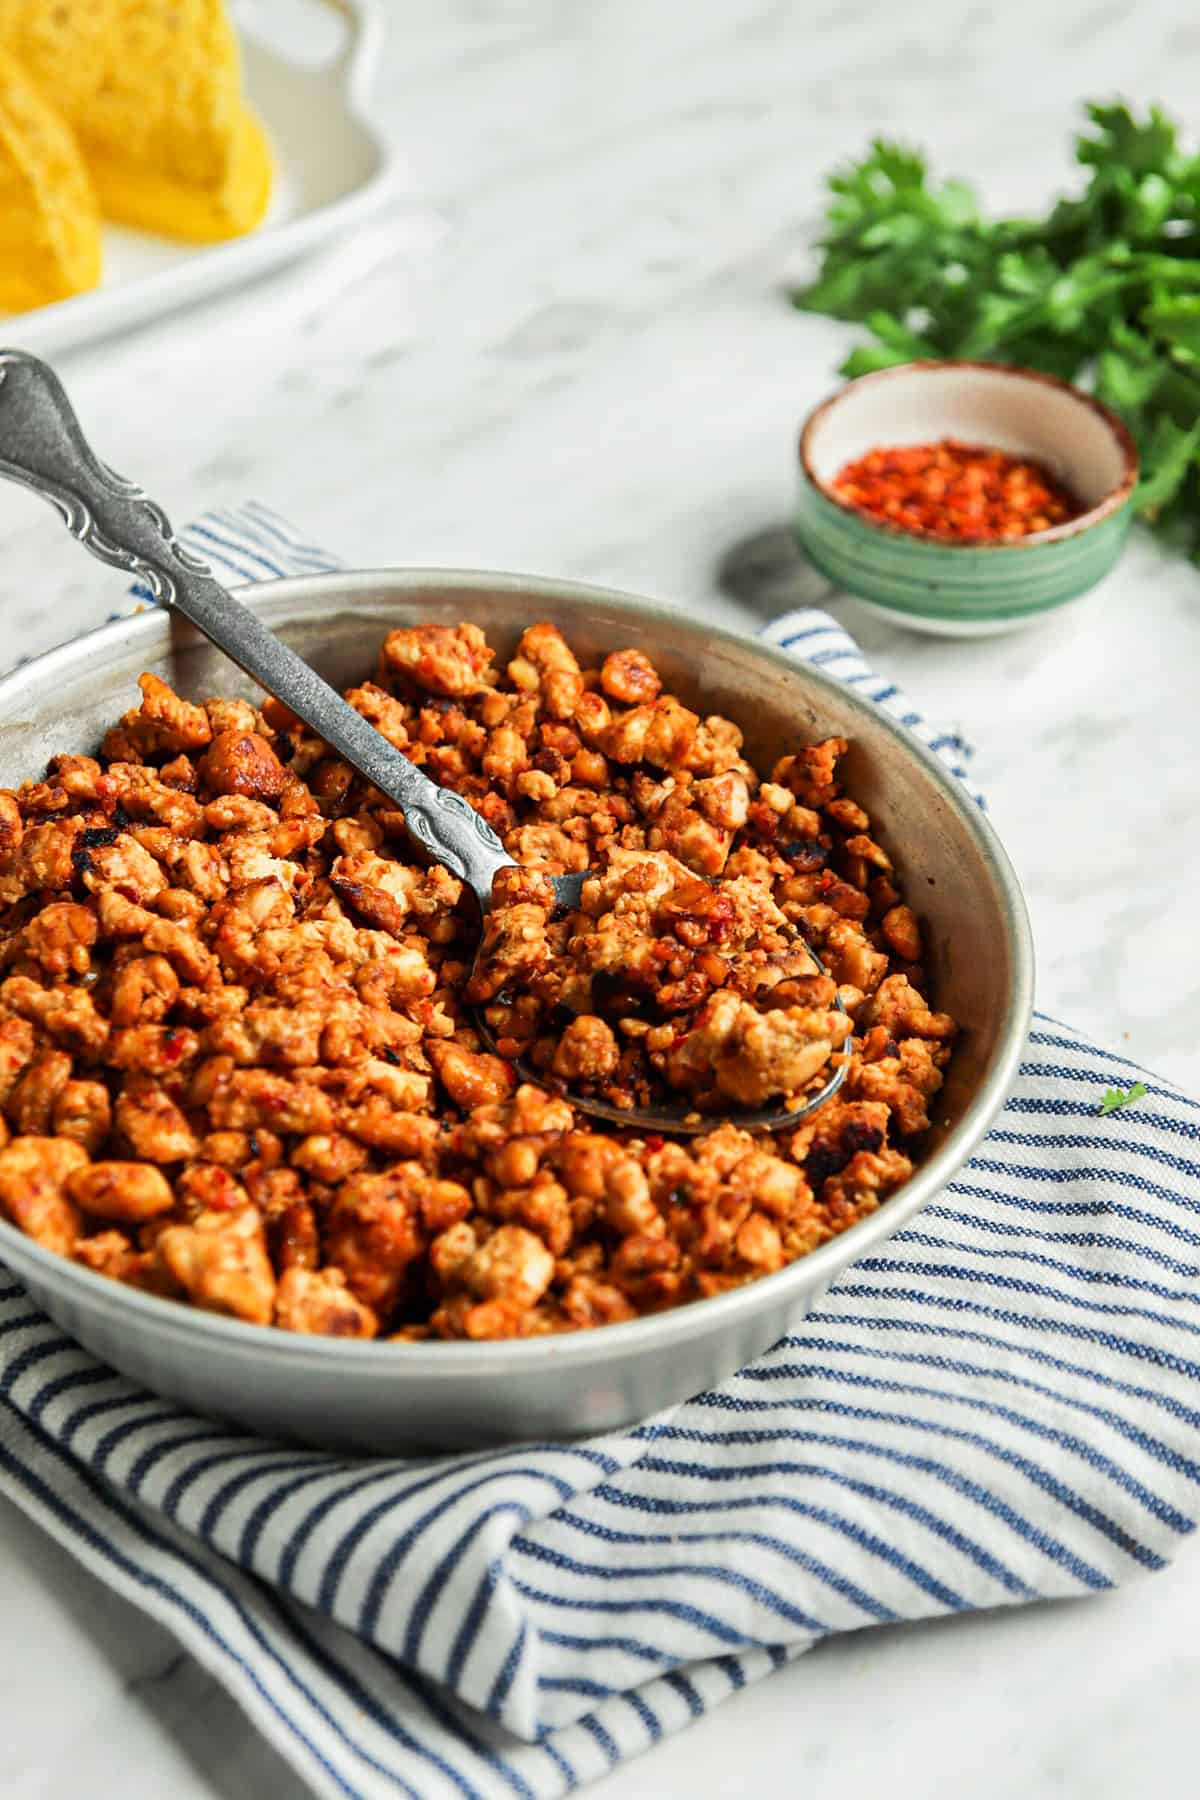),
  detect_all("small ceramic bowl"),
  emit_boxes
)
[795,360,1138,636]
